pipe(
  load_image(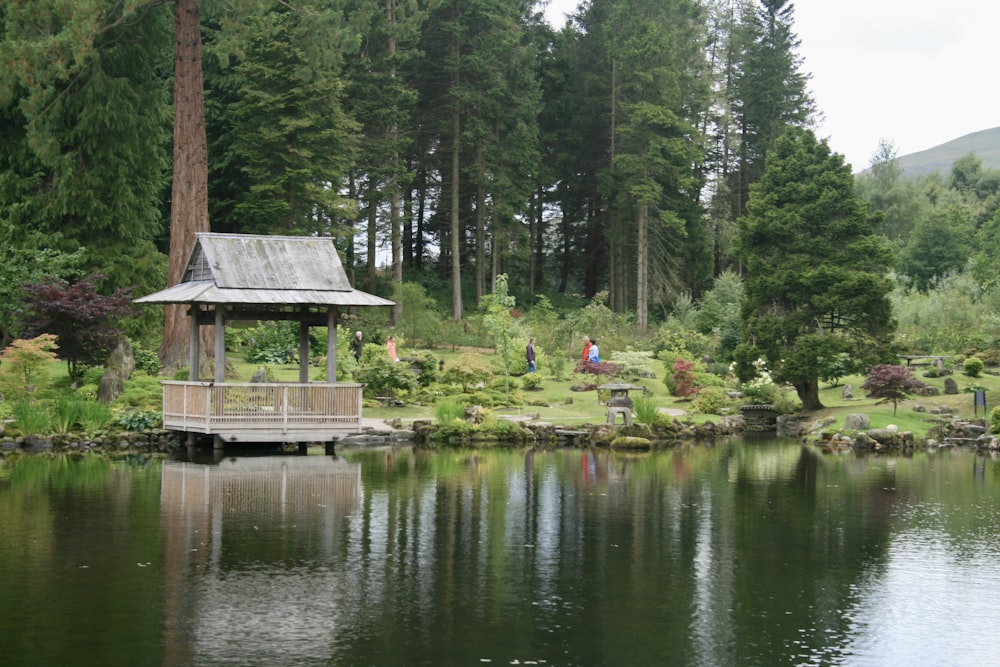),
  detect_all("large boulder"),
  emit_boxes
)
[844,413,870,430]
[97,338,135,403]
